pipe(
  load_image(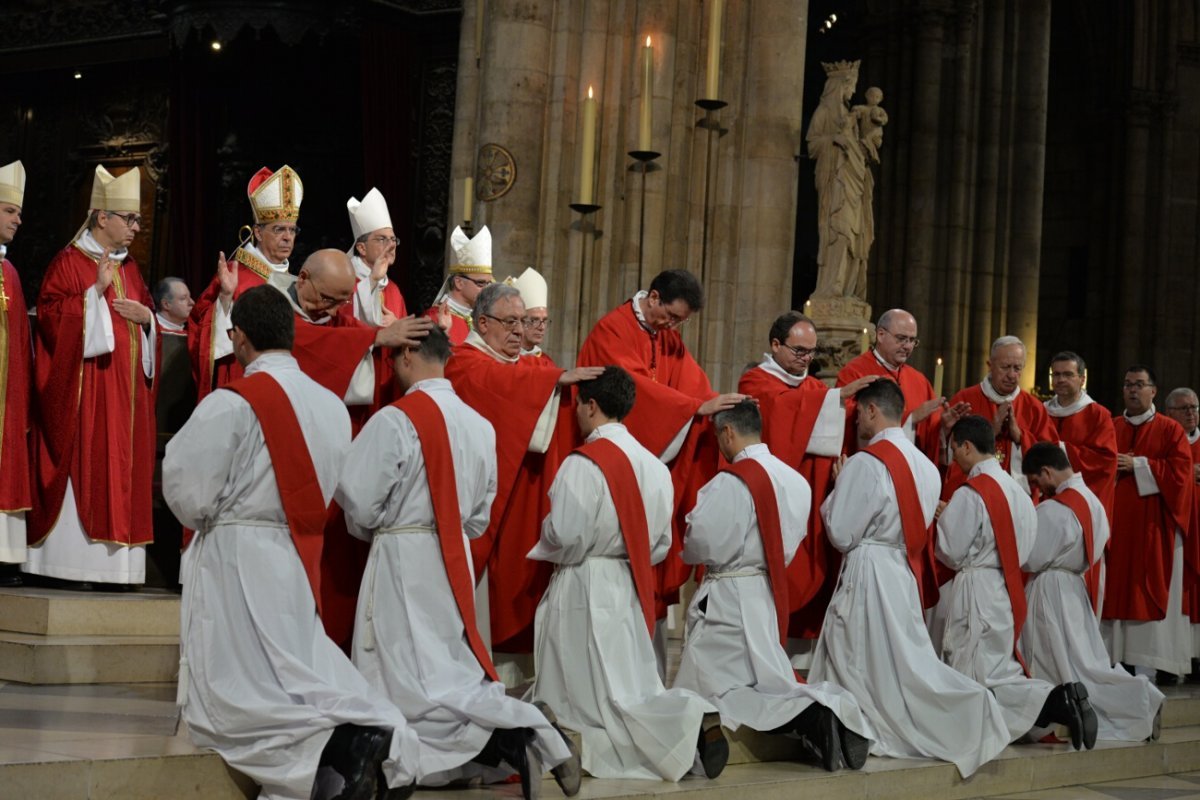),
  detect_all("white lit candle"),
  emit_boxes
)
[639,36,653,151]
[463,177,473,224]
[705,0,724,100]
[934,357,944,399]
[578,85,597,204]
[860,327,870,355]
